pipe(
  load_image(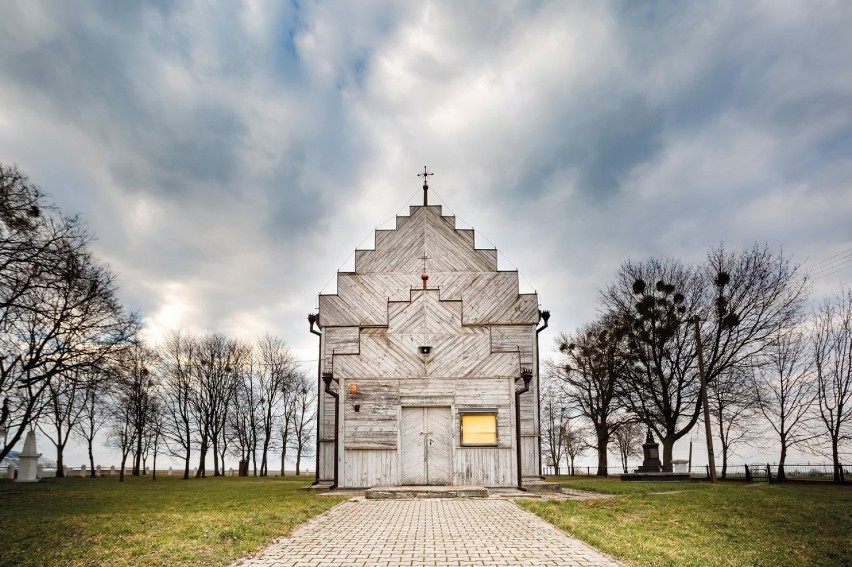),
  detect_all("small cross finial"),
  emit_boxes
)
[417,166,433,206]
